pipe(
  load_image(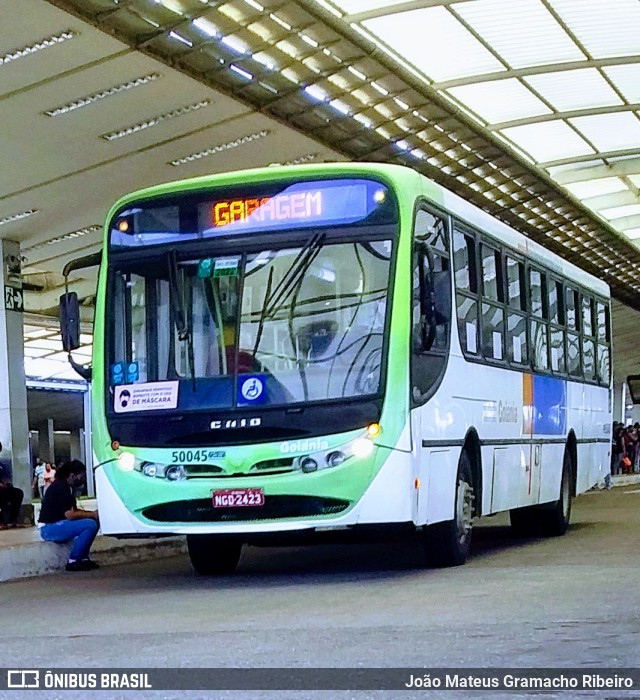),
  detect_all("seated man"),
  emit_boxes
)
[38,460,100,572]
[0,441,24,529]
